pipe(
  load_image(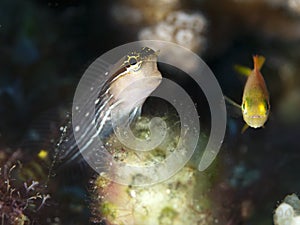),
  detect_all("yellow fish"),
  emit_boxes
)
[227,55,270,132]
